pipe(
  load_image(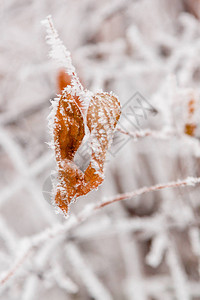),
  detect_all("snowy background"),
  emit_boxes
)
[1,0,200,299]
